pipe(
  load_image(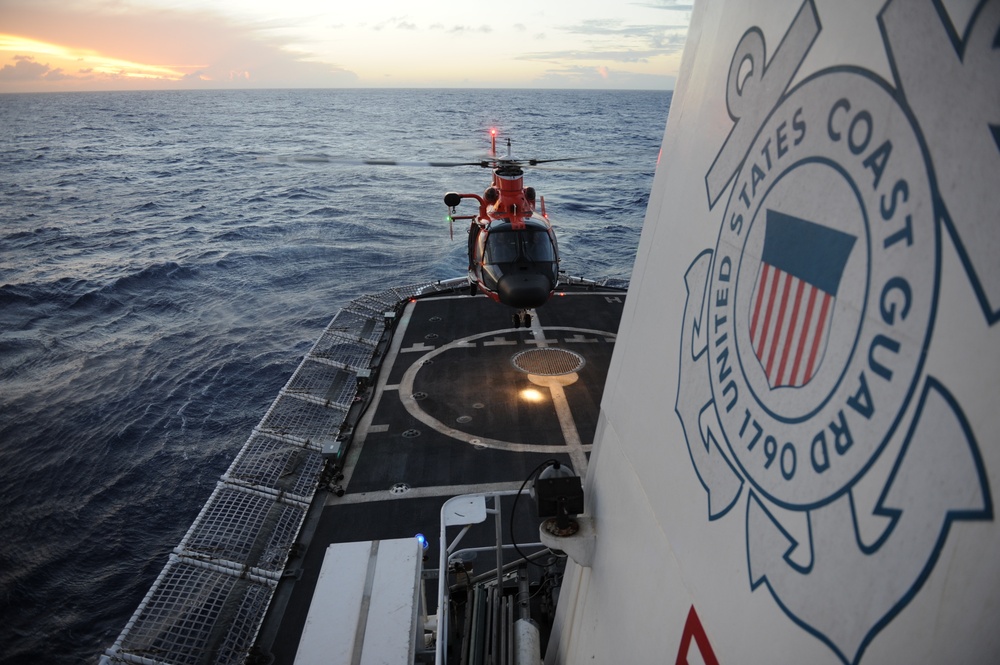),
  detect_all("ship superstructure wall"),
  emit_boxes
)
[546,1,1000,664]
